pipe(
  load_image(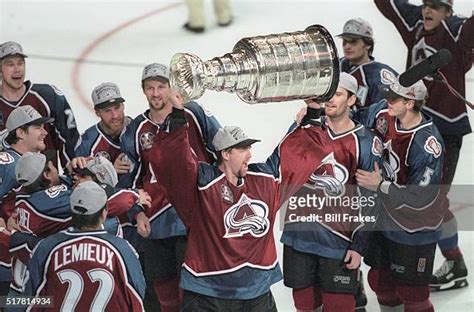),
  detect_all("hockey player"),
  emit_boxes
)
[74,82,151,243]
[374,0,473,290]
[75,82,132,174]
[0,105,53,295]
[72,152,159,311]
[356,78,447,312]
[10,153,148,295]
[281,73,382,312]
[0,41,80,168]
[118,63,221,312]
[69,155,151,237]
[25,181,145,311]
[151,88,350,310]
[337,18,398,109]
